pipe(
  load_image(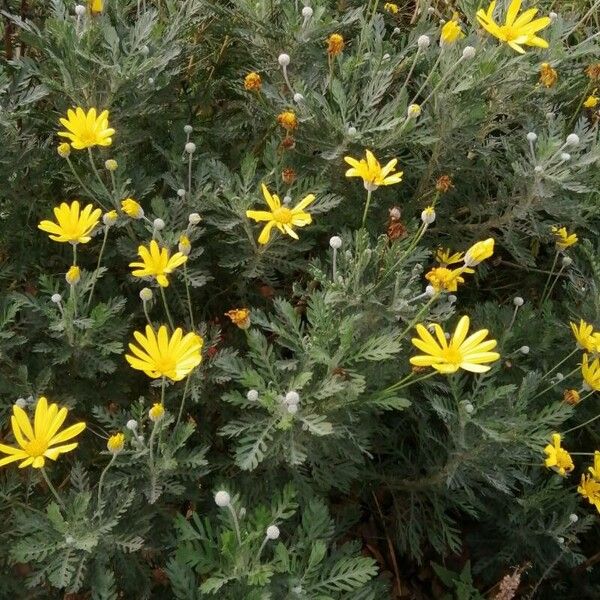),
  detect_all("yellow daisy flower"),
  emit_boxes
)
[0,397,86,469]
[583,94,599,109]
[38,200,102,244]
[544,433,574,476]
[582,353,600,391]
[551,226,577,250]
[327,34,345,56]
[107,433,125,454]
[410,315,500,374]
[58,107,115,150]
[384,2,399,14]
[578,474,600,513]
[149,403,165,422]
[570,320,597,352]
[129,240,188,287]
[539,63,558,87]
[344,150,403,191]
[436,248,465,267]
[125,325,203,381]
[440,17,464,45]
[588,451,600,479]
[476,0,551,54]
[425,267,466,293]
[225,308,251,330]
[244,72,262,92]
[89,0,103,14]
[246,184,315,245]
